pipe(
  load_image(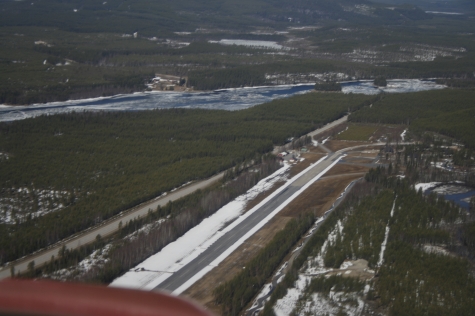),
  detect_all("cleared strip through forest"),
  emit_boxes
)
[155,144,389,293]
